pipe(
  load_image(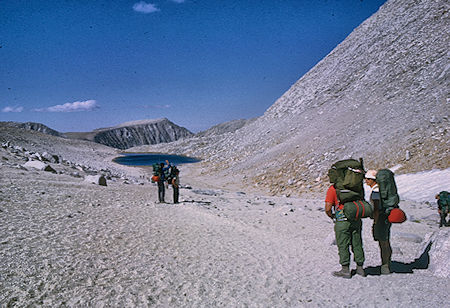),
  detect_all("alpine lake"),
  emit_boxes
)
[113,153,201,167]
